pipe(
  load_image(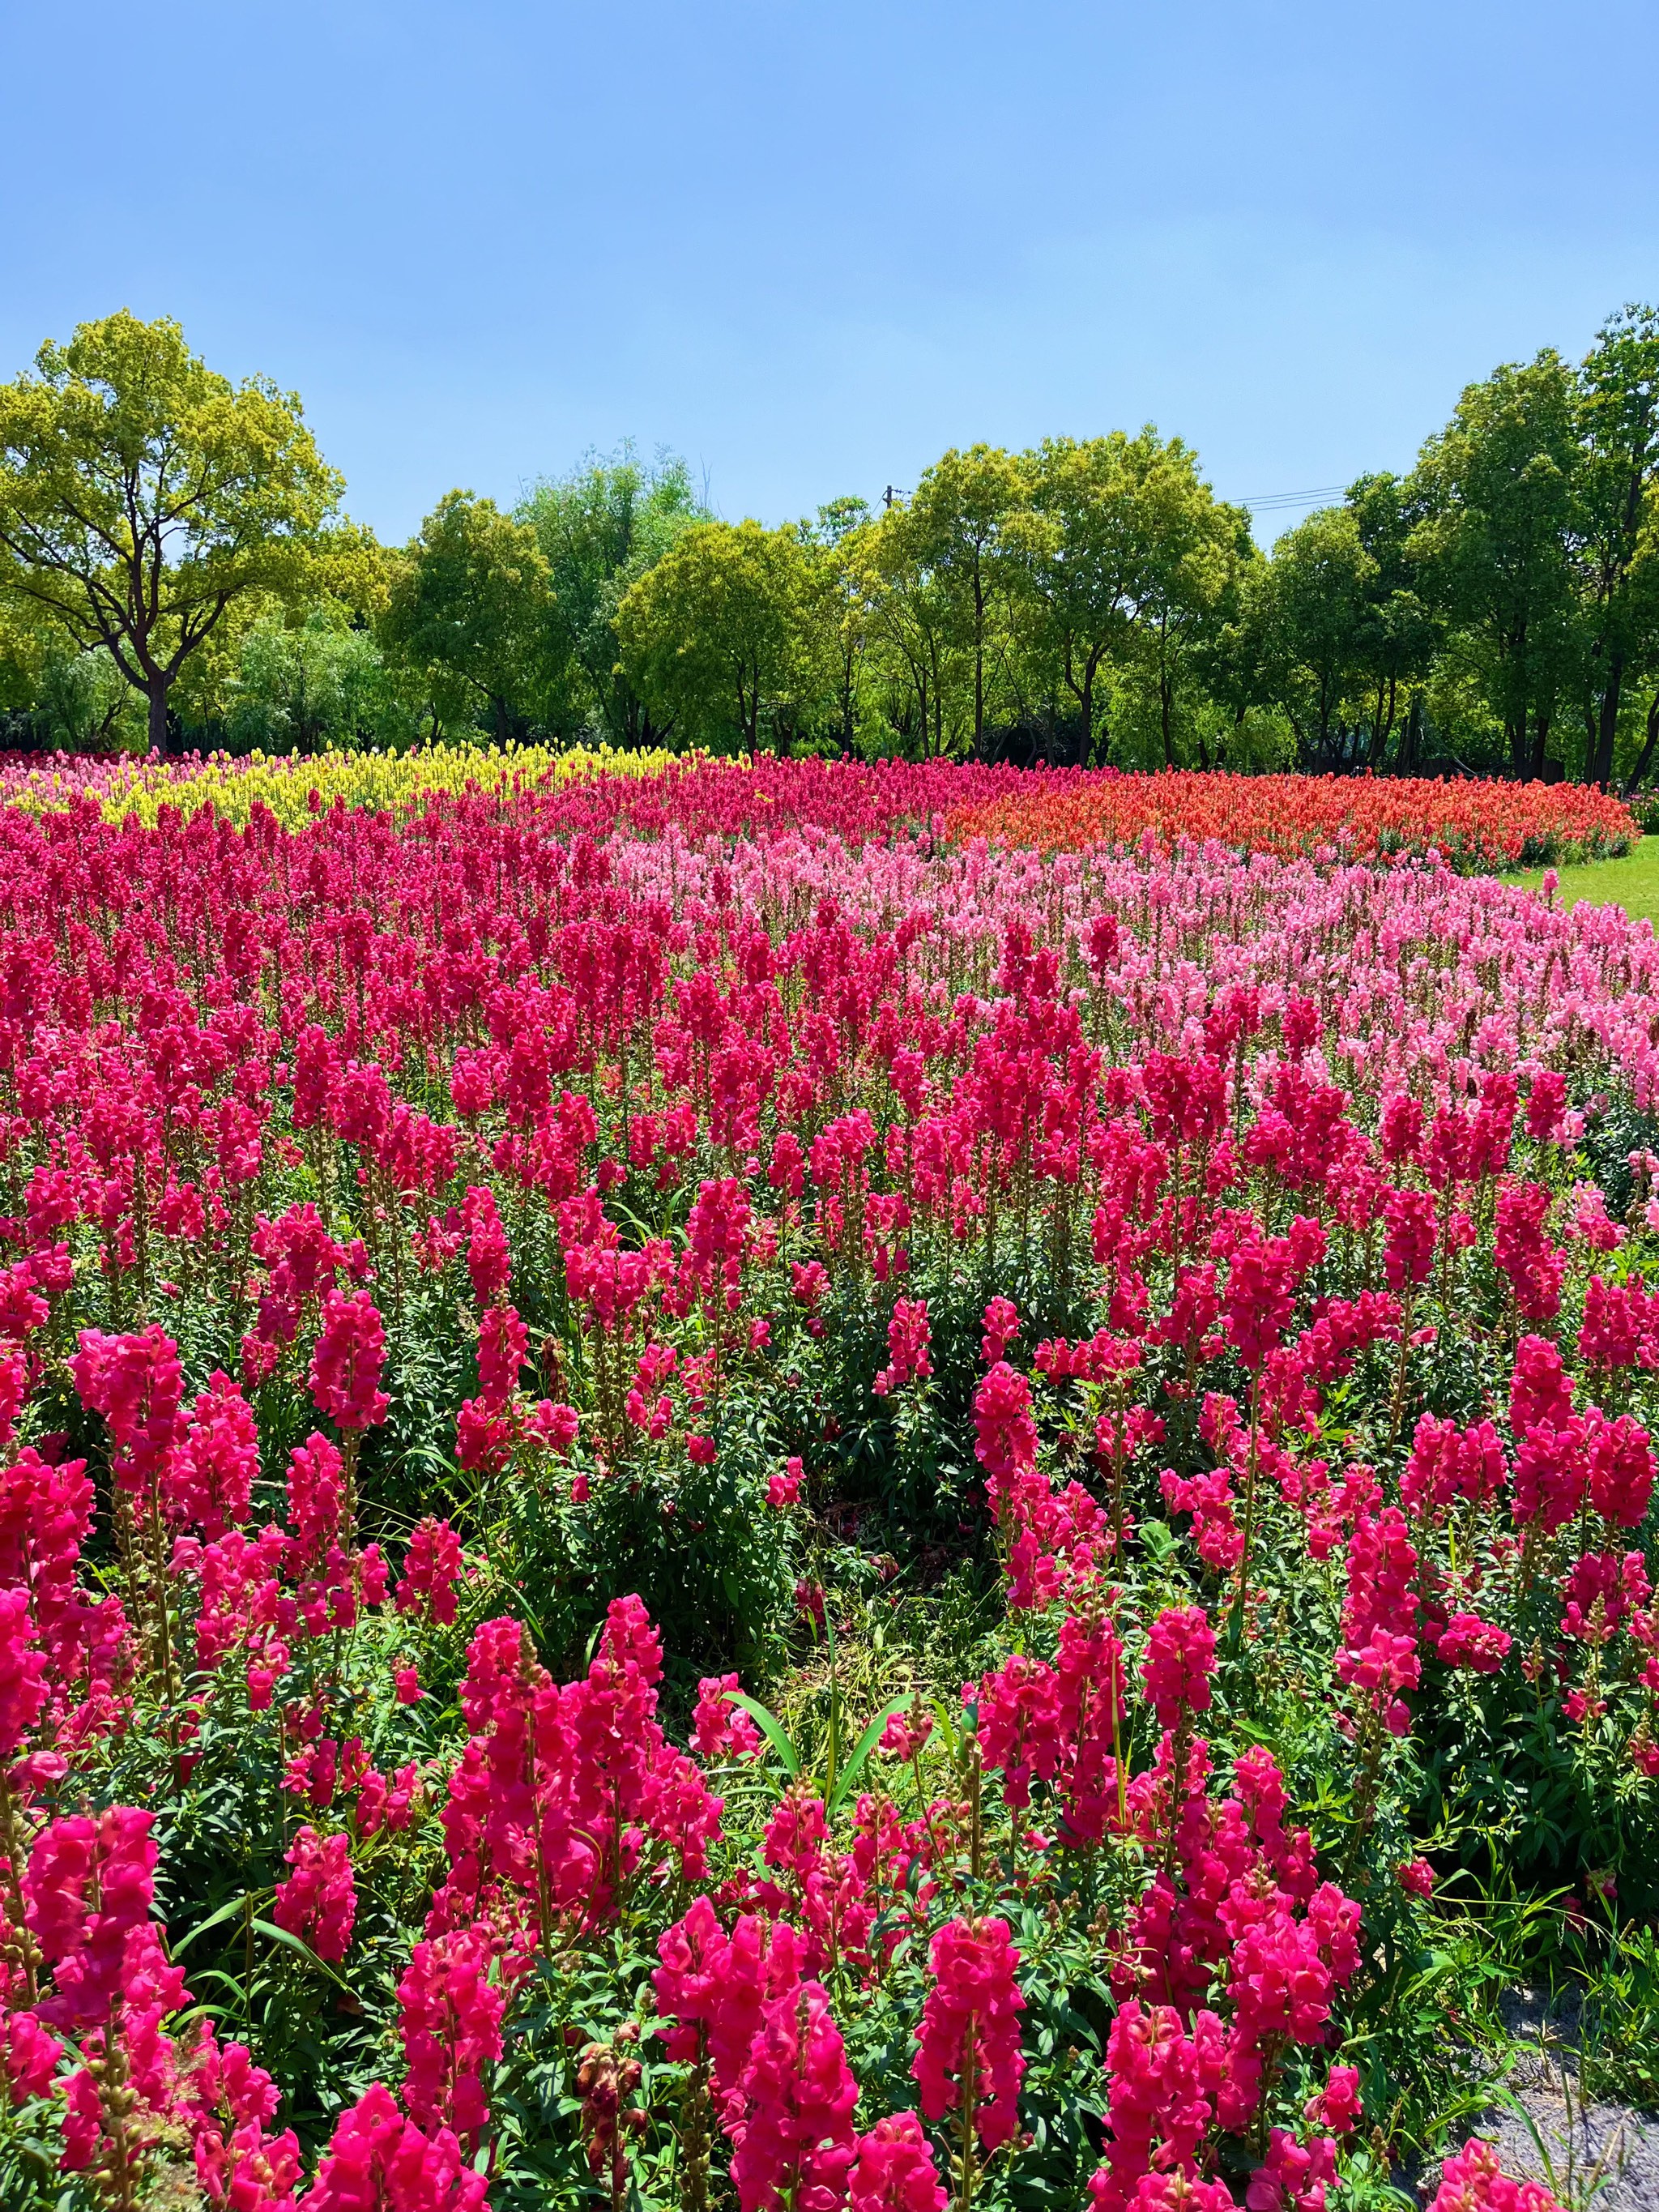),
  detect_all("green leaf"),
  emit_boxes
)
[1139,1518,1178,1561]
[171,1893,262,1956]
[249,1916,355,1992]
[826,1695,913,1821]
[726,1691,800,1777]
